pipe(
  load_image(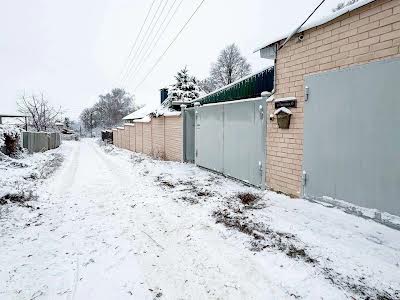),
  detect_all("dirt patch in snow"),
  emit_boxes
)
[212,208,316,263]
[0,191,38,208]
[323,267,399,300]
[213,202,399,299]
[237,192,260,205]
[155,176,216,204]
